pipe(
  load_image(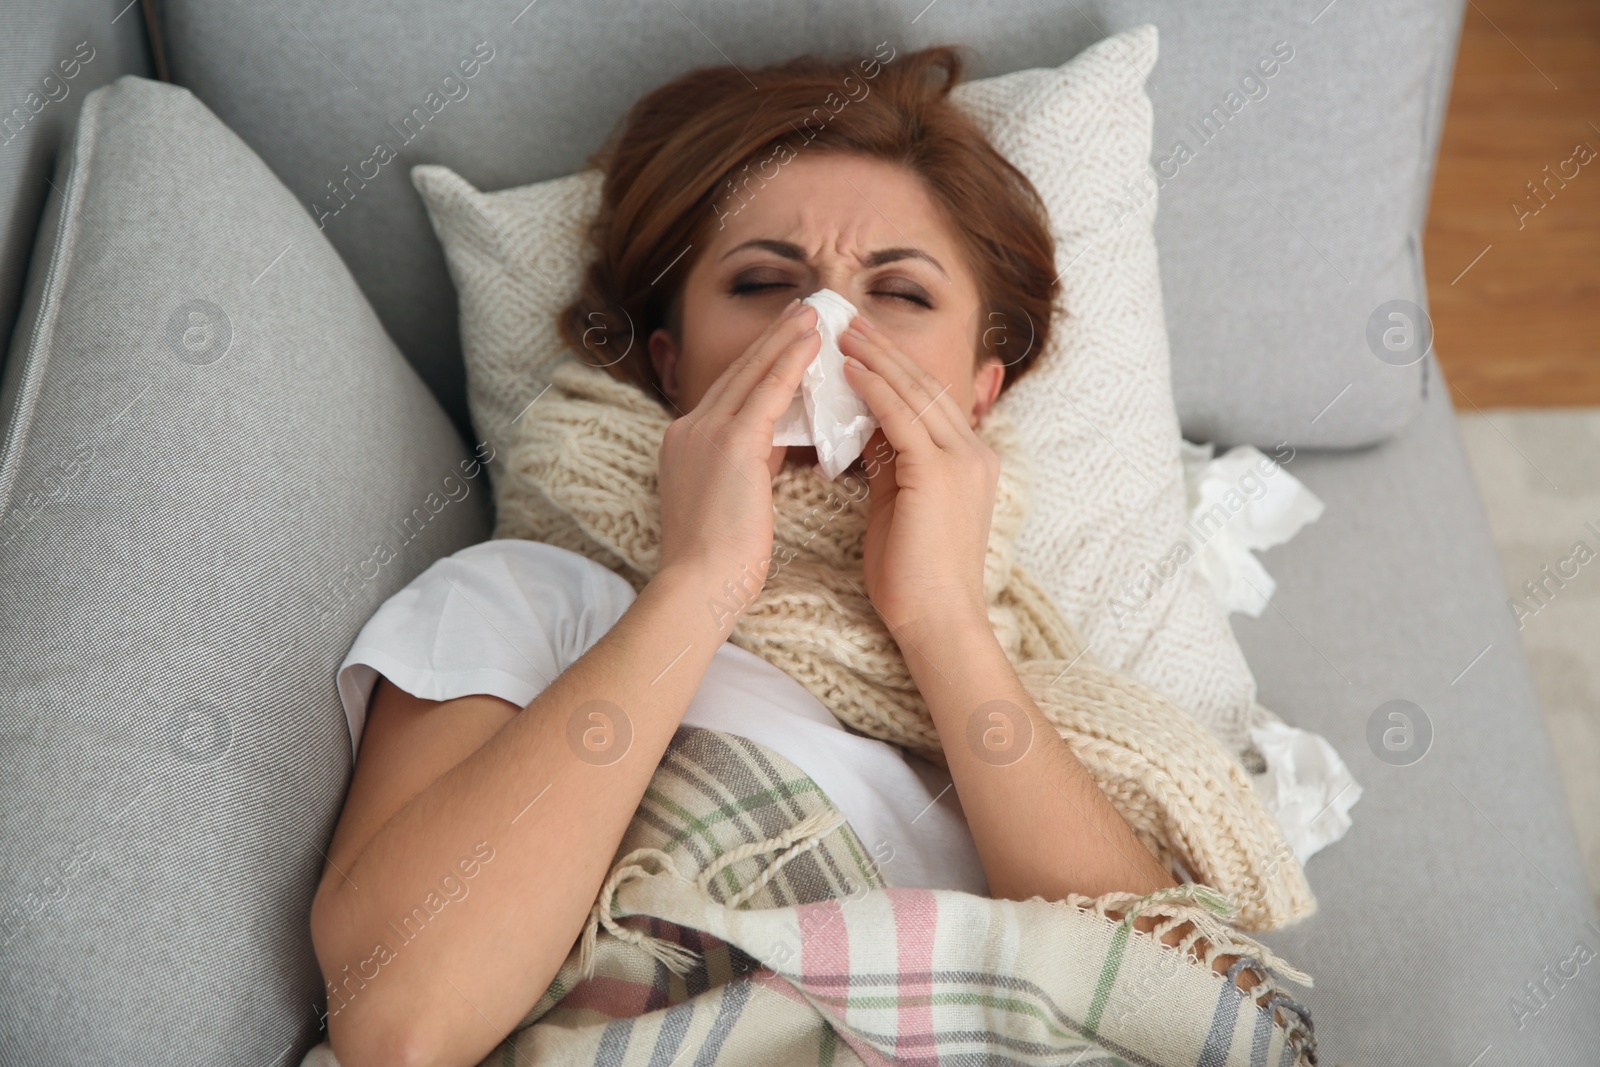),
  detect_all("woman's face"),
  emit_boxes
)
[648,152,1004,473]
